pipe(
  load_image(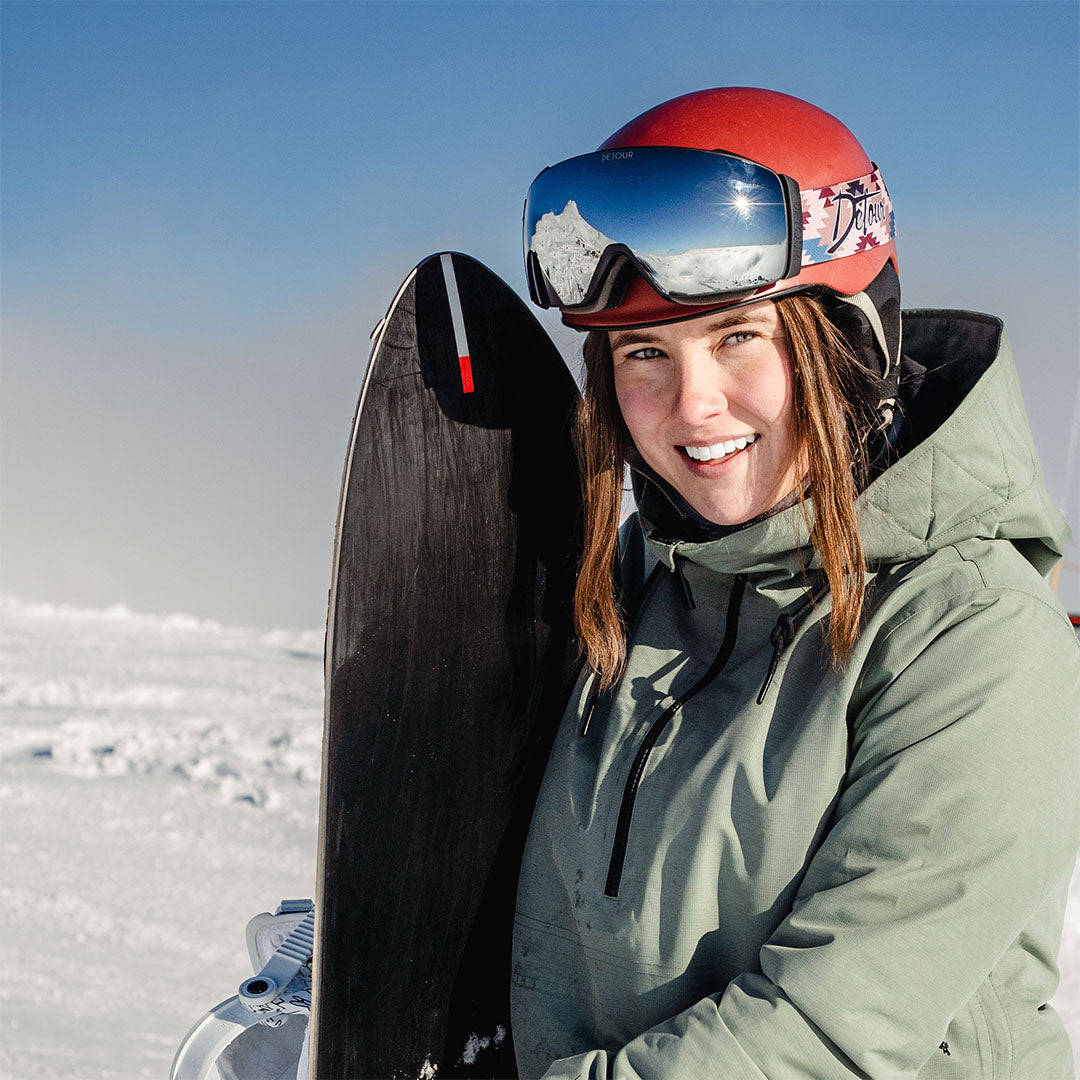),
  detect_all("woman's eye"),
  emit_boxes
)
[722,331,758,348]
[626,346,665,360]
